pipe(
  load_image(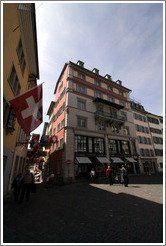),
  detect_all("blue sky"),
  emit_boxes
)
[34,1,164,135]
